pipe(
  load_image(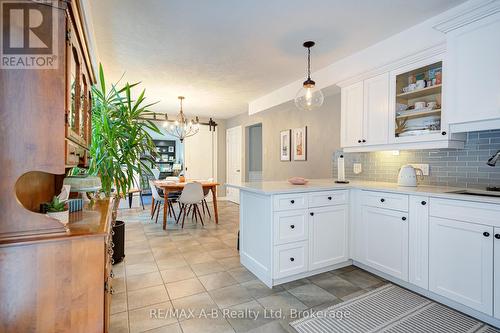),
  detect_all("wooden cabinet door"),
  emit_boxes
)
[446,12,500,130]
[363,73,389,146]
[408,196,429,289]
[308,205,348,271]
[341,82,364,147]
[429,217,493,315]
[495,228,500,319]
[362,206,408,281]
